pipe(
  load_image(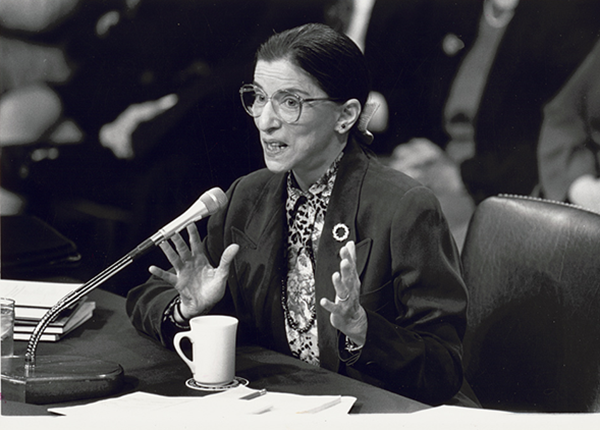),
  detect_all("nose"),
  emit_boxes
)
[255,99,281,132]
